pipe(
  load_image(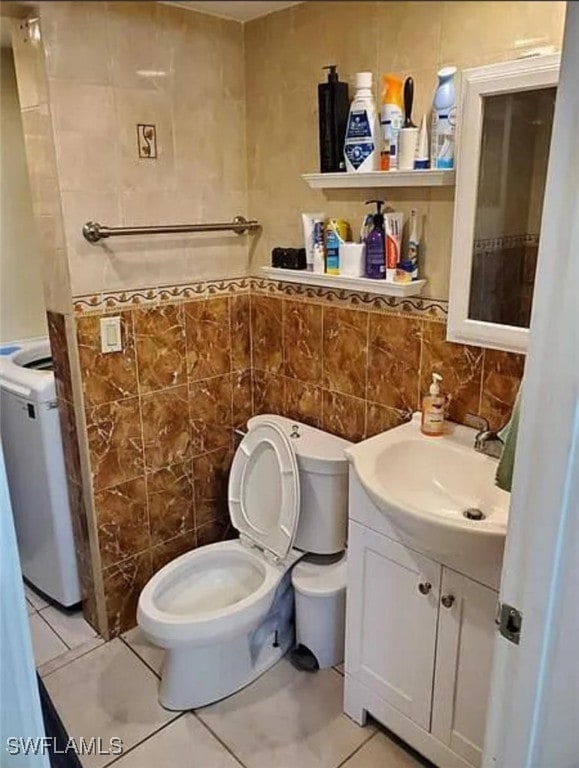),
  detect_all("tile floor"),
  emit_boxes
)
[27,585,428,768]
